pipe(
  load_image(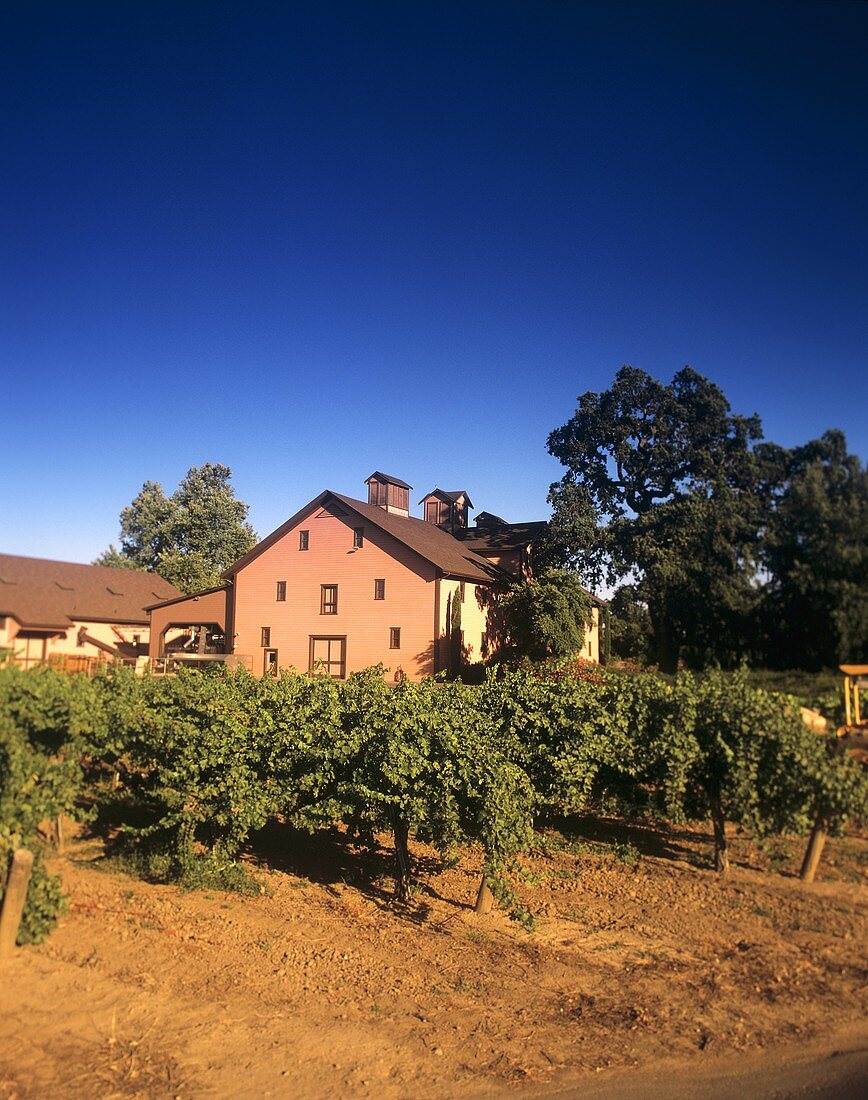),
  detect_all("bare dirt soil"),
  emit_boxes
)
[1,818,866,1099]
